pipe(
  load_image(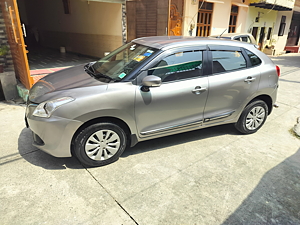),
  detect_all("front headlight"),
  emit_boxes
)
[33,97,74,118]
